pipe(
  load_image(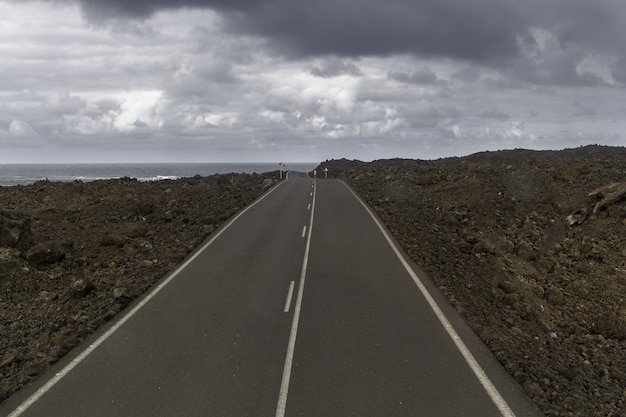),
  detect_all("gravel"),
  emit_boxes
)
[0,172,277,403]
